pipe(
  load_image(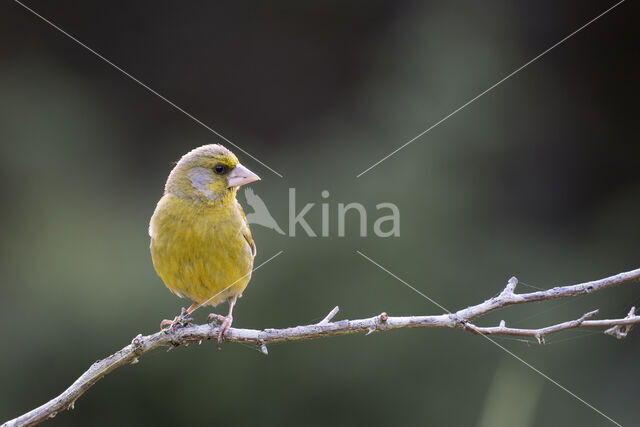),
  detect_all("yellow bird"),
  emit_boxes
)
[149,144,260,343]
